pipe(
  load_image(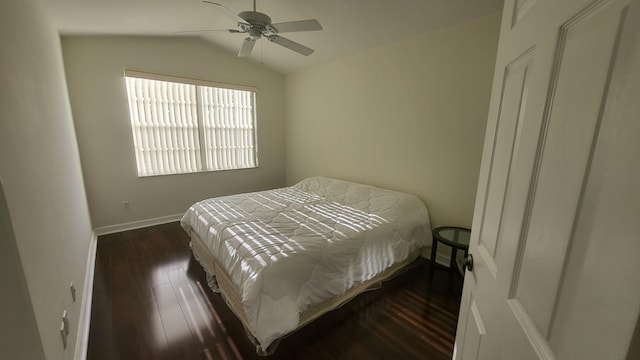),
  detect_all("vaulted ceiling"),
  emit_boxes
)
[43,0,503,74]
